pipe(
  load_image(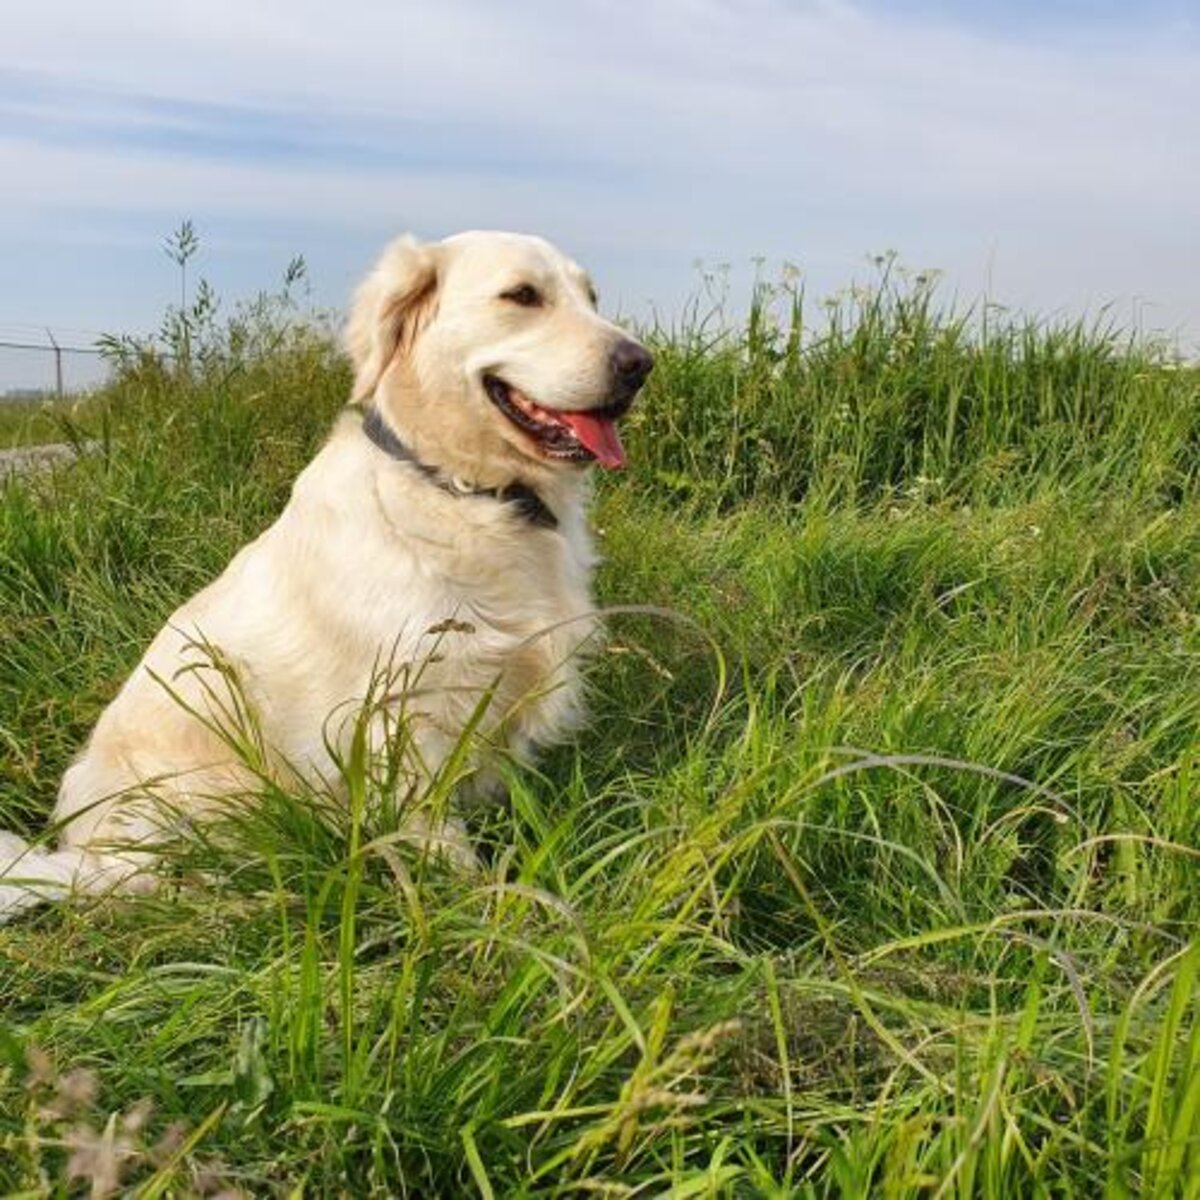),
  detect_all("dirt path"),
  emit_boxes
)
[0,442,90,476]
